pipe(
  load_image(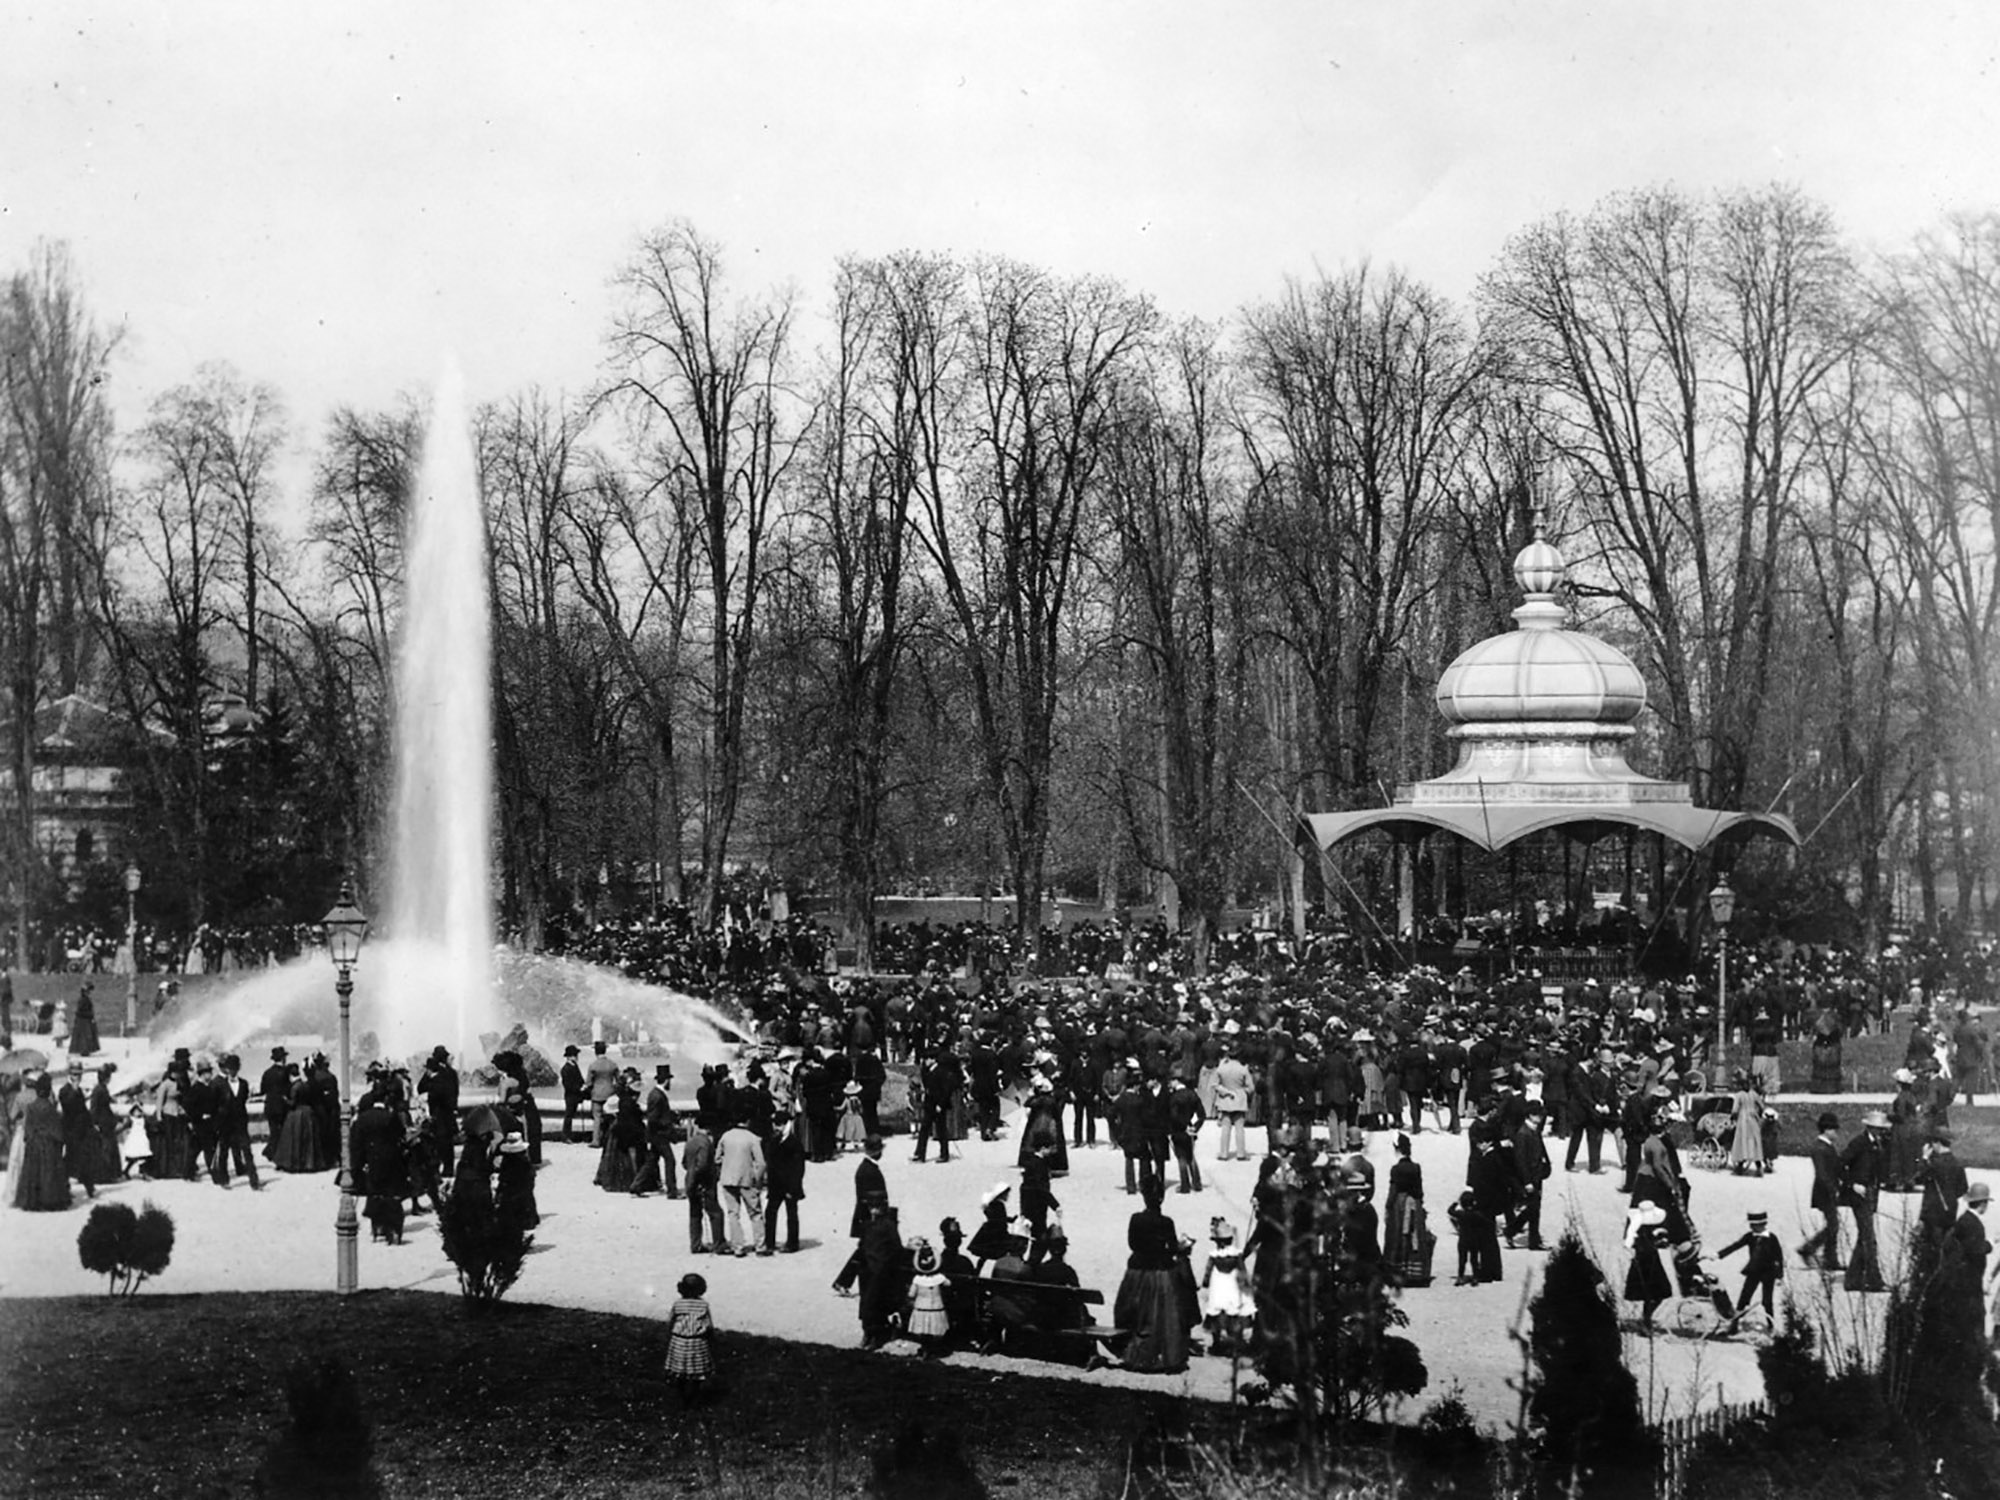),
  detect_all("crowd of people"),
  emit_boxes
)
[6,906,1999,1384]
